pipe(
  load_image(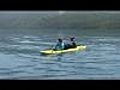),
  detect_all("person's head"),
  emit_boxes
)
[70,37,75,41]
[58,38,62,42]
